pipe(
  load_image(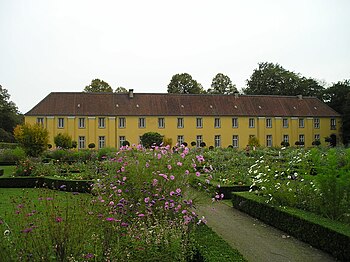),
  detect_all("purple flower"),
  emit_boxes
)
[138,213,145,217]
[22,227,33,233]
[167,165,172,170]
[84,253,95,259]
[55,217,63,223]
[196,172,201,177]
[170,175,175,180]
[121,222,129,227]
[144,197,150,203]
[106,217,115,221]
